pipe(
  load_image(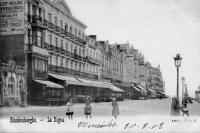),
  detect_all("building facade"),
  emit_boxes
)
[0,0,165,105]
